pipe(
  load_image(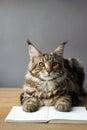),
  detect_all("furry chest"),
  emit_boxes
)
[35,81,57,92]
